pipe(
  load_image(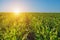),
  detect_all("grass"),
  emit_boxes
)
[0,12,60,40]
